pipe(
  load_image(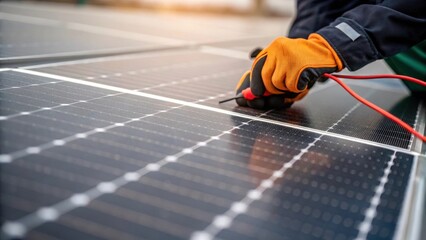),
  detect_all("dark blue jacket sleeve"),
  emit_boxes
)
[288,0,426,70]
[316,0,426,71]
[288,0,376,39]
